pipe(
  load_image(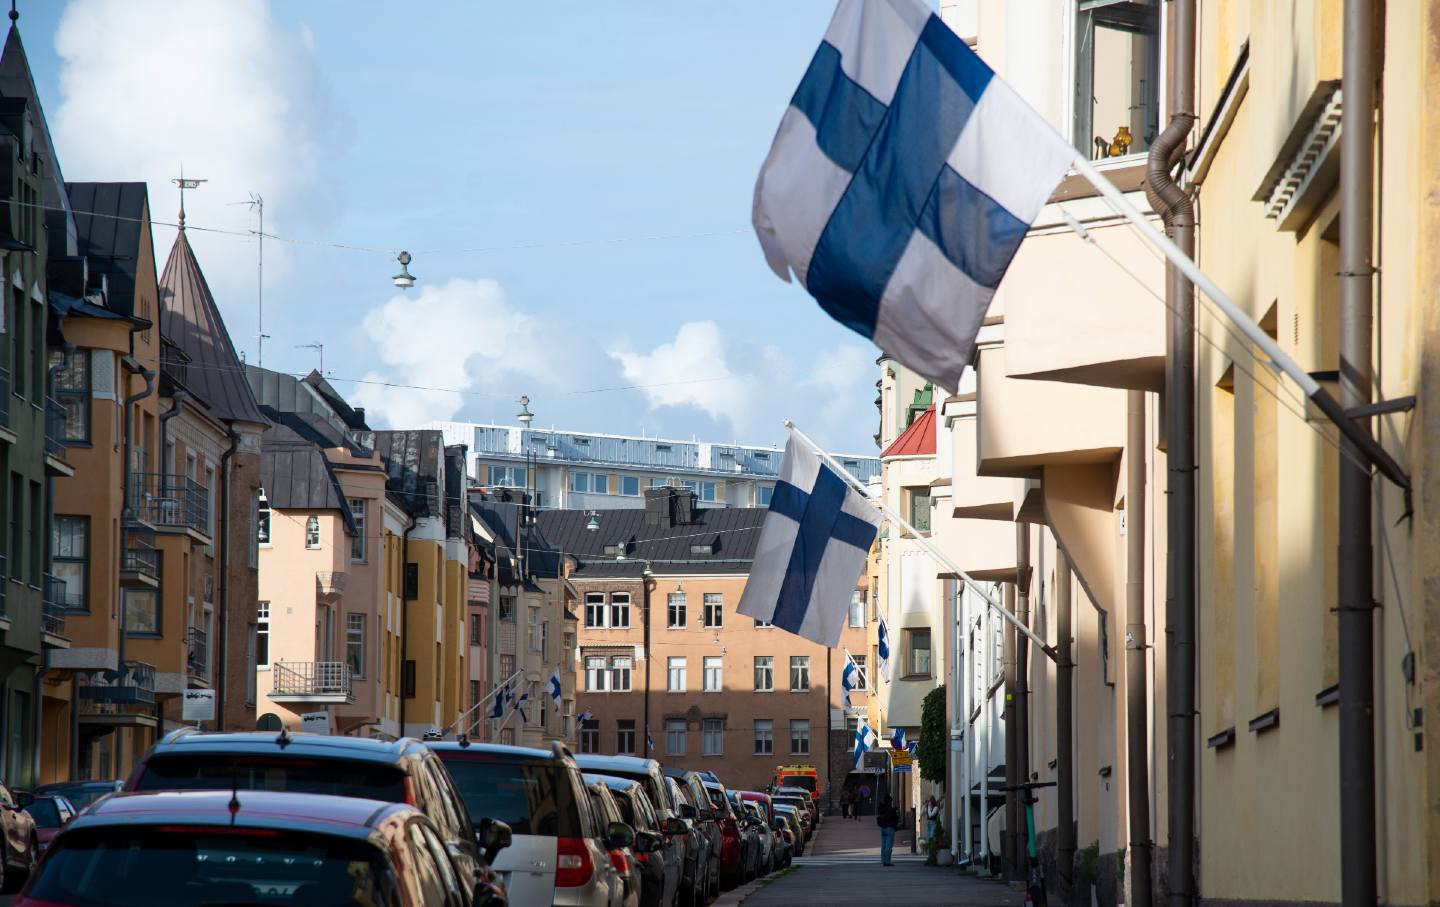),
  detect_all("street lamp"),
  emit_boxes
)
[392,251,416,289]
[516,395,534,427]
[619,554,656,758]
[585,511,600,532]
